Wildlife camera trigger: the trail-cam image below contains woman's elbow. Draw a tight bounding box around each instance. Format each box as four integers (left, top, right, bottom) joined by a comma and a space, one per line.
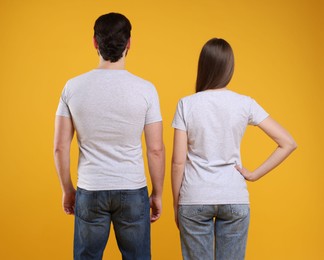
285, 138, 297, 153
289, 140, 298, 152
172, 156, 186, 168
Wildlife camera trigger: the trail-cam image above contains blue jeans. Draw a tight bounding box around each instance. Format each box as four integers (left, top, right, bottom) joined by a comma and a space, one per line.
74, 186, 151, 260
178, 204, 250, 260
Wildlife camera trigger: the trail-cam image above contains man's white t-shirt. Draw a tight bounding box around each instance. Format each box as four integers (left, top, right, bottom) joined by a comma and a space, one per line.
172, 90, 269, 205
56, 69, 162, 191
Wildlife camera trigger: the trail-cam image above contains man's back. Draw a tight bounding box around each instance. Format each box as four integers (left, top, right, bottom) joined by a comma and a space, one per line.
57, 69, 162, 190
54, 13, 165, 259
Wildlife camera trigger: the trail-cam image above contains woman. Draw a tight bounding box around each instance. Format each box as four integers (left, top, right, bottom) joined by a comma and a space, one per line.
171, 38, 297, 260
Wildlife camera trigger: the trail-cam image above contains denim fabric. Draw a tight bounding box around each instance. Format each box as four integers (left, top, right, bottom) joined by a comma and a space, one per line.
178, 204, 250, 260
74, 186, 151, 260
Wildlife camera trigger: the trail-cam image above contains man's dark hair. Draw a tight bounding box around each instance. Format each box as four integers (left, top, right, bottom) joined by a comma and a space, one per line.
94, 13, 132, 62
196, 38, 234, 92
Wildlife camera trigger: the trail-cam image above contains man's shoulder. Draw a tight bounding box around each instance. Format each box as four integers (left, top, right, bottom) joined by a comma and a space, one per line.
124, 71, 155, 88
67, 70, 96, 83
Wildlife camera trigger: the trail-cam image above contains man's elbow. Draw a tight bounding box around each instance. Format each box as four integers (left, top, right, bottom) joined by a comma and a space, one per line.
53, 143, 69, 156
147, 144, 165, 158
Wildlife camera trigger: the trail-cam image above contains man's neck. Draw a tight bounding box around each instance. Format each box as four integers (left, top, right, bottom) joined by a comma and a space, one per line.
97, 56, 126, 70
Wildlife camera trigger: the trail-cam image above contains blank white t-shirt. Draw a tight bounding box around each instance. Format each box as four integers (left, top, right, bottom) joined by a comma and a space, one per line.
172, 90, 269, 204
56, 69, 162, 190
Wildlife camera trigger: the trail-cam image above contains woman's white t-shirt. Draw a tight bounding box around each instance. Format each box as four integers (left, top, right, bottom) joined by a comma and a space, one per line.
172, 90, 269, 205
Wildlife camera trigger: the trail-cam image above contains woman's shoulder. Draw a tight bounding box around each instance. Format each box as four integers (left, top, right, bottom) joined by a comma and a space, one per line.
226, 90, 256, 103
178, 89, 256, 106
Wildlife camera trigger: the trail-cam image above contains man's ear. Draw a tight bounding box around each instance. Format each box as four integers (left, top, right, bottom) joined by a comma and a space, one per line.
126, 38, 131, 50
93, 37, 99, 50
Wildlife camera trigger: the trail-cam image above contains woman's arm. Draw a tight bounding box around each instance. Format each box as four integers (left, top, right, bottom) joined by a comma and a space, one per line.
235, 116, 297, 181
171, 129, 187, 227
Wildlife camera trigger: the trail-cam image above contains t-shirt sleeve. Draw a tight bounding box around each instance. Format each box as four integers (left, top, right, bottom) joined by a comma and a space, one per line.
56, 84, 71, 118
172, 99, 187, 131
145, 85, 162, 125
248, 98, 269, 125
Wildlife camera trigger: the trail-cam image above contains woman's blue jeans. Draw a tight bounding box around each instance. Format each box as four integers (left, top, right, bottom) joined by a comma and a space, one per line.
74, 186, 151, 260
178, 204, 250, 260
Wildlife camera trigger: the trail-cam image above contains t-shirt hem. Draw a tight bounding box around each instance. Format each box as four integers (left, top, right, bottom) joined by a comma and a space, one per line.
172, 123, 186, 131
55, 113, 71, 118
179, 200, 250, 205
77, 183, 147, 191
254, 114, 270, 126
145, 118, 162, 125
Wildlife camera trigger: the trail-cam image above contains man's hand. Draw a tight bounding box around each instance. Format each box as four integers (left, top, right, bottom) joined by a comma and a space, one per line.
149, 195, 162, 223
62, 189, 76, 215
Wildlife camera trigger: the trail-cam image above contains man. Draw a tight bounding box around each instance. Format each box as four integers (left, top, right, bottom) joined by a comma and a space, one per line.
54, 13, 165, 260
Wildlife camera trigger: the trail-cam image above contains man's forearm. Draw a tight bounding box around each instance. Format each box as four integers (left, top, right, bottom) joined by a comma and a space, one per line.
54, 116, 76, 214
54, 116, 75, 193
54, 148, 74, 193
147, 145, 165, 197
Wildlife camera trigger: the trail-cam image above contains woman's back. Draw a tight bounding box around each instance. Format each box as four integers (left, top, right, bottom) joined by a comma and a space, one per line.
172, 89, 268, 204
171, 38, 296, 260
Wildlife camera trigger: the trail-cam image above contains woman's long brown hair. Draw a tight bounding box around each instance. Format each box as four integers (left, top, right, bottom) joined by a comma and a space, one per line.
196, 38, 234, 92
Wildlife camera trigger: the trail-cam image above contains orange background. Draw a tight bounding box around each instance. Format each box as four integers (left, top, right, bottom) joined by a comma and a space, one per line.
0, 0, 323, 259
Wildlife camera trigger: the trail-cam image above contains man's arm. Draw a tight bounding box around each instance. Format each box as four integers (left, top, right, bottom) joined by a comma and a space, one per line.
144, 122, 165, 223
54, 116, 75, 215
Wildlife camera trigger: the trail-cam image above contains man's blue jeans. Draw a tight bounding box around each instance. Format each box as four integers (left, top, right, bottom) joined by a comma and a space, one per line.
178, 204, 250, 260
74, 186, 151, 260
